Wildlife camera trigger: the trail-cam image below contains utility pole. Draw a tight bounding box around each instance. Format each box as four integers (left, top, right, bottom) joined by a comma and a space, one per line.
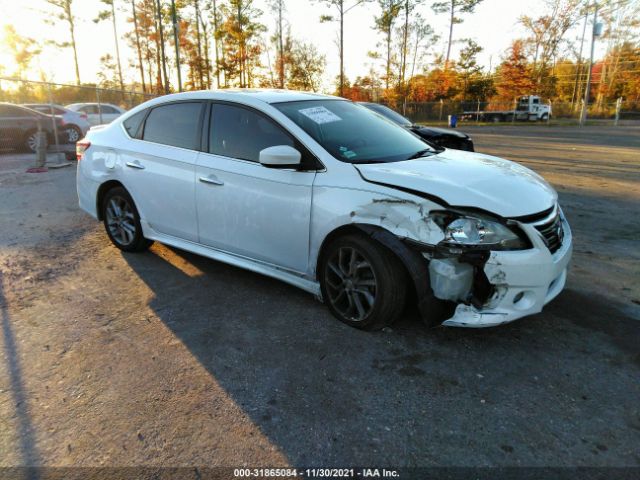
339, 0, 344, 96
170, 0, 182, 91
580, 2, 601, 126
156, 0, 170, 94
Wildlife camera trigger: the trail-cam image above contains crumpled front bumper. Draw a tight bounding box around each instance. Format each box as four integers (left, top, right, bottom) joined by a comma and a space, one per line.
442, 214, 573, 328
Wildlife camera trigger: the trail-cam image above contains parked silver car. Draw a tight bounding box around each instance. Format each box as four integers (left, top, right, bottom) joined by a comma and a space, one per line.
22, 103, 90, 143
66, 103, 126, 126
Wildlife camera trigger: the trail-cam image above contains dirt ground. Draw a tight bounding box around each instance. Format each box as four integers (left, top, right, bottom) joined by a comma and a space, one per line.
0, 125, 638, 471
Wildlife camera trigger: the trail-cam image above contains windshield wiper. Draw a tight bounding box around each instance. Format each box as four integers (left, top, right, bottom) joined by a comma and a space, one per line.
406, 148, 435, 160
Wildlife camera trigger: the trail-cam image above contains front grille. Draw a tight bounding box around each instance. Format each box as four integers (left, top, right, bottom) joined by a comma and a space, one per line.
534, 213, 563, 253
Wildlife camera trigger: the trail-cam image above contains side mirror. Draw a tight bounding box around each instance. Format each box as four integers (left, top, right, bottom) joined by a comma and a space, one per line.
259, 145, 301, 168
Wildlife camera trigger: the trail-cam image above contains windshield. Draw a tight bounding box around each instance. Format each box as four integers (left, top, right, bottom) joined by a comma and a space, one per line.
274, 100, 433, 164
363, 103, 412, 126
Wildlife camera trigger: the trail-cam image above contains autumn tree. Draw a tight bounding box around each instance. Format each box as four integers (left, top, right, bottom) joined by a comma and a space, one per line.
44, 0, 81, 85
431, 0, 483, 66
287, 41, 326, 92
494, 39, 535, 102
217, 0, 266, 87
519, 0, 581, 89
3, 25, 41, 79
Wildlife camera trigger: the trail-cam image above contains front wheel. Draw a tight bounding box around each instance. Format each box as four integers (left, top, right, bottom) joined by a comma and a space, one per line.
24, 130, 39, 152
320, 234, 407, 330
101, 186, 153, 252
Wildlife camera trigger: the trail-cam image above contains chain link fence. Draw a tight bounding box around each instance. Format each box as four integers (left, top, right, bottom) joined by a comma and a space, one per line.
0, 77, 157, 169
396, 99, 638, 126
1, 77, 638, 169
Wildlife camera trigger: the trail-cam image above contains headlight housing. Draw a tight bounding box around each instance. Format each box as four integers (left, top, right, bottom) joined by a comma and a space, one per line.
431, 212, 529, 250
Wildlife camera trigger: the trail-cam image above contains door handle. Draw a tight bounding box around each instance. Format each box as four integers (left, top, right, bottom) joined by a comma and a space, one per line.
199, 175, 224, 186
126, 161, 145, 170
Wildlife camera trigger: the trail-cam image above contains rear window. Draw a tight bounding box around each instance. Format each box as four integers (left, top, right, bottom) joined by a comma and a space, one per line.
123, 110, 147, 138
142, 102, 203, 150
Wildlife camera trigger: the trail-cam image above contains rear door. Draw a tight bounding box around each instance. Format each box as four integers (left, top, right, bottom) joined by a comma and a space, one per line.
122, 101, 204, 242
195, 102, 316, 273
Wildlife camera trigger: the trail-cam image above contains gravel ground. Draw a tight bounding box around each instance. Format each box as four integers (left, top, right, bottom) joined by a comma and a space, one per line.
0, 125, 638, 470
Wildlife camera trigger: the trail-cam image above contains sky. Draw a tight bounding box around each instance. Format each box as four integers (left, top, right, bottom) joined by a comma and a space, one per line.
0, 0, 607, 92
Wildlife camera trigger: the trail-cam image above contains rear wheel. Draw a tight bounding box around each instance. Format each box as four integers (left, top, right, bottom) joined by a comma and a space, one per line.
65, 125, 82, 143
101, 186, 152, 252
320, 234, 407, 330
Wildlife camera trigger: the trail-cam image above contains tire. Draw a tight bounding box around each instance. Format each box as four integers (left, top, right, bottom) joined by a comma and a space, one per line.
101, 186, 153, 252
319, 234, 407, 331
540, 113, 549, 121
65, 125, 82, 143
24, 130, 39, 153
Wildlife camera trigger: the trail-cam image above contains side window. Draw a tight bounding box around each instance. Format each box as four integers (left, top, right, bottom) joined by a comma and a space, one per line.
209, 103, 293, 162
6, 106, 31, 117
80, 105, 98, 114
123, 109, 147, 138
532, 98, 540, 104
101, 105, 119, 114
142, 102, 203, 149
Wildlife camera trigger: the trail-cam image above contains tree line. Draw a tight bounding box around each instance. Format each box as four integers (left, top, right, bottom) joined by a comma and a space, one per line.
2, 0, 639, 110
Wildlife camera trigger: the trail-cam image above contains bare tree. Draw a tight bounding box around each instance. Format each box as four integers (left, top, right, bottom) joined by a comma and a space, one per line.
431, 0, 483, 66
374, 0, 403, 90
315, 0, 371, 96
268, 0, 287, 88
44, 0, 81, 85
94, 0, 125, 91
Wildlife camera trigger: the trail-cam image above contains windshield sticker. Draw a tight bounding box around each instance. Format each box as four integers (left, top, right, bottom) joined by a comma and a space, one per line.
299, 106, 342, 125
339, 146, 357, 158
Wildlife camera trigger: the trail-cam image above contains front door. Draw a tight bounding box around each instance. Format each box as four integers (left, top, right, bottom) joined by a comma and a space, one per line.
196, 102, 316, 274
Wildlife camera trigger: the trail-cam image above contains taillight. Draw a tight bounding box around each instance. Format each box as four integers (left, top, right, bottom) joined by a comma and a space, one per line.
76, 141, 91, 161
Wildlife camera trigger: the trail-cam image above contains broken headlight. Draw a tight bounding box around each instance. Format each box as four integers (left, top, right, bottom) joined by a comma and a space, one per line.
431, 212, 529, 250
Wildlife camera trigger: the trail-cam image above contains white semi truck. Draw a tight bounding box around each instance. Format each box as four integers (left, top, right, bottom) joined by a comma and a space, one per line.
462, 95, 551, 122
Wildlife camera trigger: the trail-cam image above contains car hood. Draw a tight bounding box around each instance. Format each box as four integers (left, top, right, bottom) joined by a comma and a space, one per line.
411, 125, 469, 139
355, 150, 557, 218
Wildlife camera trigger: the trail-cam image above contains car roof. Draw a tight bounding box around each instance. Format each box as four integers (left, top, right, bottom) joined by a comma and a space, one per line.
142, 89, 338, 106
0, 102, 48, 115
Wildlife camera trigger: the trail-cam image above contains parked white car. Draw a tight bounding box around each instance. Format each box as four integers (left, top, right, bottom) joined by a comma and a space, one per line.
66, 102, 126, 126
76, 90, 572, 329
23, 103, 91, 143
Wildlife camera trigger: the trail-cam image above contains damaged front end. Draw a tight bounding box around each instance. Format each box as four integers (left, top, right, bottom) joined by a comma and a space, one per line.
405, 206, 573, 327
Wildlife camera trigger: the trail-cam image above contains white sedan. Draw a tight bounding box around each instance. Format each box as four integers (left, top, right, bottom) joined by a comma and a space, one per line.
76, 90, 572, 329
66, 102, 126, 126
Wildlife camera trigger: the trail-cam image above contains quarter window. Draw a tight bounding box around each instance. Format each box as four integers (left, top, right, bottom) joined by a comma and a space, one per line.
123, 109, 147, 138
142, 102, 203, 150
209, 103, 293, 162
101, 105, 119, 114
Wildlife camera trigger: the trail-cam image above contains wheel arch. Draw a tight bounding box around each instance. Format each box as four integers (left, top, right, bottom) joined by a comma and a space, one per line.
96, 180, 127, 221
315, 223, 444, 326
